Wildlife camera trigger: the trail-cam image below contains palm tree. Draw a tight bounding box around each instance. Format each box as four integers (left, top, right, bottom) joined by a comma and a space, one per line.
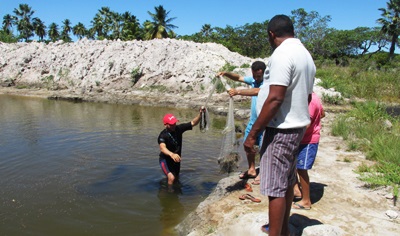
145, 5, 177, 39
32, 17, 46, 41
61, 19, 72, 42
2, 14, 16, 35
90, 14, 105, 39
377, 0, 400, 59
13, 3, 35, 41
200, 24, 212, 37
90, 7, 112, 39
121, 11, 141, 40
48, 22, 59, 42
73, 22, 87, 39
109, 12, 123, 40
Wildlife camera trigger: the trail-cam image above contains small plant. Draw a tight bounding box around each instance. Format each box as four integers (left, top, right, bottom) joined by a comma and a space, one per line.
131, 67, 143, 85
322, 93, 344, 105
108, 61, 114, 70
219, 62, 237, 72
95, 81, 101, 86
57, 68, 70, 79
41, 75, 55, 89
343, 157, 352, 163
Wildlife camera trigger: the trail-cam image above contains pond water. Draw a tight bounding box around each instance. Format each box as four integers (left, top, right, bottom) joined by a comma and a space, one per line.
0, 94, 246, 236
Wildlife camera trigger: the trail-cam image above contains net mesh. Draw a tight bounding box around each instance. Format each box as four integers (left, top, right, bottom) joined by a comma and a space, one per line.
217, 97, 241, 173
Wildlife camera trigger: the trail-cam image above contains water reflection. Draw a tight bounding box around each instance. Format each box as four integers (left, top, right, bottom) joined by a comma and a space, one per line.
158, 180, 184, 236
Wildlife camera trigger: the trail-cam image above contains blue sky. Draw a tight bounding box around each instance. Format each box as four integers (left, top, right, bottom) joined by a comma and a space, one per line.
1, 0, 387, 37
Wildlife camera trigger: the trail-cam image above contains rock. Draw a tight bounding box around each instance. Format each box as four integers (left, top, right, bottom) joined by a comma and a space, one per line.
385, 210, 398, 219
302, 225, 345, 236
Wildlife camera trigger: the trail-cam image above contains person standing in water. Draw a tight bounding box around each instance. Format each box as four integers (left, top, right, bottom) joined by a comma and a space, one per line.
158, 108, 204, 186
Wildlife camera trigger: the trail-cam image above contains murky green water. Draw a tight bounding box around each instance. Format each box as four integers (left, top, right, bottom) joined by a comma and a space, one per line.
0, 94, 245, 235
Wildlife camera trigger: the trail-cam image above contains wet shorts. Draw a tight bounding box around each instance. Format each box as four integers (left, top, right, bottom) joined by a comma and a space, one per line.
296, 143, 319, 170
159, 156, 180, 177
259, 127, 305, 198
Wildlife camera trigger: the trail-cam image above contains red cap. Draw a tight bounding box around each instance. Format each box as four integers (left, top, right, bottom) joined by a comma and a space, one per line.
163, 113, 178, 125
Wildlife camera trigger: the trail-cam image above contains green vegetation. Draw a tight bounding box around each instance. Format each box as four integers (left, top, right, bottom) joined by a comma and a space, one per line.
331, 101, 400, 199
130, 67, 143, 85
315, 55, 400, 103
41, 75, 55, 89
1, 4, 177, 43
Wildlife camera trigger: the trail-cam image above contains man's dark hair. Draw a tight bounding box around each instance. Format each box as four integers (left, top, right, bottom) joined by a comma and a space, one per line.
267, 14, 294, 37
251, 61, 266, 72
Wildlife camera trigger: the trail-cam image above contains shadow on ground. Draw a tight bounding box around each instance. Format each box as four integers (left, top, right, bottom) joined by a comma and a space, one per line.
290, 213, 324, 235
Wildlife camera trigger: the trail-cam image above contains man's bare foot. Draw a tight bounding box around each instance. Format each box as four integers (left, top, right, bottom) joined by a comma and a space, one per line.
251, 177, 260, 185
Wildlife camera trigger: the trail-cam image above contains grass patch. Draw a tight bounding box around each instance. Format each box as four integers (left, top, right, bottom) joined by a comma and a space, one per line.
331, 100, 400, 198
315, 59, 400, 103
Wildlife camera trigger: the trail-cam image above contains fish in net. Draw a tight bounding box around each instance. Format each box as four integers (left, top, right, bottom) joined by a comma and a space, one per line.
217, 96, 241, 174
200, 77, 218, 133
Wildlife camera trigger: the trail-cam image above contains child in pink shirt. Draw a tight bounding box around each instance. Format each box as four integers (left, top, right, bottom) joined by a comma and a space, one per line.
292, 92, 325, 210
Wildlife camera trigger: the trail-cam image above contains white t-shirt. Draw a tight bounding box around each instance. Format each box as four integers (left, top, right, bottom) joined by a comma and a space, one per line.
266, 38, 315, 129
256, 66, 270, 116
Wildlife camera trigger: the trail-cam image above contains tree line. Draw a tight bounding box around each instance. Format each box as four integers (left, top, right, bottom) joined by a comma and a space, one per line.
1, 4, 176, 42
1, 1, 399, 61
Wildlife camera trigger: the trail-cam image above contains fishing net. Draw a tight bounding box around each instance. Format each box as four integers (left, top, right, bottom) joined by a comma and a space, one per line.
199, 78, 217, 133
217, 96, 241, 174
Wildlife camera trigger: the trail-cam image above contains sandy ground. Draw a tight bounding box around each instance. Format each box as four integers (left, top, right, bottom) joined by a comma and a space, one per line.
181, 108, 399, 236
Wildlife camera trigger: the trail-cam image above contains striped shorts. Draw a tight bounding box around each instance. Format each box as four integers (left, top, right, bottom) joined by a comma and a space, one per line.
259, 127, 306, 198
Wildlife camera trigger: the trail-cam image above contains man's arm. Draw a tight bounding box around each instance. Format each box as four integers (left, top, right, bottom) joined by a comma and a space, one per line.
243, 85, 287, 153
228, 88, 260, 97
216, 71, 245, 83
191, 107, 205, 126
159, 143, 181, 162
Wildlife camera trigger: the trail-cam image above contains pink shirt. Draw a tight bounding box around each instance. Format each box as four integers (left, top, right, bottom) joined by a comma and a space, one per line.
301, 93, 324, 144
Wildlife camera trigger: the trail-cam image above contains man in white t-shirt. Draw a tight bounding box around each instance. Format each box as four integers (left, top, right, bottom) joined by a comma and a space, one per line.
244, 14, 315, 236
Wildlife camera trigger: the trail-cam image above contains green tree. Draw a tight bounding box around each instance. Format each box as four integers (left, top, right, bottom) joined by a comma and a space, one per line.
377, 0, 400, 59
61, 19, 72, 42
32, 17, 46, 41
73, 22, 87, 39
0, 29, 17, 42
48, 22, 59, 42
291, 8, 331, 57
109, 11, 123, 40
2, 14, 16, 35
201, 24, 212, 37
235, 21, 270, 58
121, 11, 142, 40
145, 5, 177, 39
90, 7, 113, 39
13, 3, 35, 41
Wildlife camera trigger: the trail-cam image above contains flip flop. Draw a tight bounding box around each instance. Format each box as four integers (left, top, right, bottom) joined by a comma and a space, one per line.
239, 194, 261, 203
293, 195, 302, 201
239, 171, 257, 179
292, 202, 311, 210
261, 224, 269, 234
